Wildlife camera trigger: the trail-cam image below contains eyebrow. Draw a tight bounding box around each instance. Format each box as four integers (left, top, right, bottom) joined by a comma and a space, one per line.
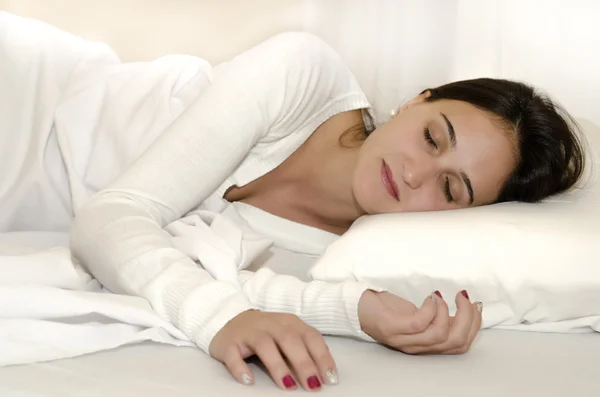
441, 113, 456, 147
441, 112, 474, 205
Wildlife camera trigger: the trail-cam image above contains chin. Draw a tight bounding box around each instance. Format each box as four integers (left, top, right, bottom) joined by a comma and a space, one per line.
353, 185, 386, 215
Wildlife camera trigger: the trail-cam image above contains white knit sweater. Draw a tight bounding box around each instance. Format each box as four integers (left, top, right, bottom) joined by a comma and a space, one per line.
70, 32, 375, 354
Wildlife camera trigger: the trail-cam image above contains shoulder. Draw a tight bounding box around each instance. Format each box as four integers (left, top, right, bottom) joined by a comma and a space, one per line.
236, 32, 357, 86
263, 32, 352, 76
257, 32, 365, 108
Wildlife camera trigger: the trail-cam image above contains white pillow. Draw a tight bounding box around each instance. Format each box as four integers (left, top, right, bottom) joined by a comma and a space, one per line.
309, 119, 600, 333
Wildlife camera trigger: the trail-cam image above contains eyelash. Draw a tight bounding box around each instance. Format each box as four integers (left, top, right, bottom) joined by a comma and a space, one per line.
424, 128, 438, 149
444, 177, 454, 203
424, 128, 454, 203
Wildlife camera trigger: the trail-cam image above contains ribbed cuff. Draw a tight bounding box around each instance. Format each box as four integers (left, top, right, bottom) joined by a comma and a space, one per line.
241, 268, 377, 342
189, 290, 254, 354
151, 259, 255, 355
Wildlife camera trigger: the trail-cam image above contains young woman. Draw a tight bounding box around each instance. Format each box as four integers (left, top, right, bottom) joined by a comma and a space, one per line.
1, 19, 584, 392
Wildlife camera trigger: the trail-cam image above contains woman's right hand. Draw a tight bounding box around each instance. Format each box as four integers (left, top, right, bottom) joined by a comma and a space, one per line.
209, 310, 337, 391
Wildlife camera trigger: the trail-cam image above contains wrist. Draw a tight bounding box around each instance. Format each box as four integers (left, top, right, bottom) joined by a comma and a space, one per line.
357, 289, 379, 337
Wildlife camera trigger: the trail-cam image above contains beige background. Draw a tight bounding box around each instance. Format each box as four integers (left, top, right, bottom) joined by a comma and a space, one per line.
0, 0, 306, 63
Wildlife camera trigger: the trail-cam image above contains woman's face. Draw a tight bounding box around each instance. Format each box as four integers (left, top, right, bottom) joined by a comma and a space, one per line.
352, 94, 518, 215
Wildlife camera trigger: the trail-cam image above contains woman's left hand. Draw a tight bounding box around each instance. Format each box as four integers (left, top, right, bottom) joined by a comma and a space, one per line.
358, 289, 482, 355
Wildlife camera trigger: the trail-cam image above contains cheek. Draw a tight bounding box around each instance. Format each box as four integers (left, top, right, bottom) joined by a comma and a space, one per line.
404, 187, 444, 212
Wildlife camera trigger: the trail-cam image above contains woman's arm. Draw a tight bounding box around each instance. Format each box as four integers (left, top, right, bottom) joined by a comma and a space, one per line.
239, 268, 377, 341
70, 32, 367, 353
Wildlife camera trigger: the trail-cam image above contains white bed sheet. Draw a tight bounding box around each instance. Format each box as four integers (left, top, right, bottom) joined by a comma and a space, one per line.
0, 331, 598, 397
0, 232, 598, 396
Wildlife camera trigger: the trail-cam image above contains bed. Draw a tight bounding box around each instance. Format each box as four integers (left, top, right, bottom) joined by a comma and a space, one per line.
0, 232, 598, 396
1, 330, 598, 396
1, 1, 599, 395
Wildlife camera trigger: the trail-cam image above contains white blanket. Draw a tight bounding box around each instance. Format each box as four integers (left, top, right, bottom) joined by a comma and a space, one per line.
0, 205, 274, 366
0, 11, 212, 231
0, 12, 261, 366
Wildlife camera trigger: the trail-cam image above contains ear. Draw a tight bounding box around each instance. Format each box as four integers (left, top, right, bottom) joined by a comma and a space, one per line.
390, 90, 432, 118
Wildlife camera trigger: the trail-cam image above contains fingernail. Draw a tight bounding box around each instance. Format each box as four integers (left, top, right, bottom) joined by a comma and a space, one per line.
241, 373, 253, 385
325, 369, 338, 385
476, 301, 483, 313
434, 290, 443, 299
461, 290, 470, 300
282, 375, 297, 389
307, 375, 321, 390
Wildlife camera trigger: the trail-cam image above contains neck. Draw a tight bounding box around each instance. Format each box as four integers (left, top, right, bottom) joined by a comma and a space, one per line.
288, 114, 367, 234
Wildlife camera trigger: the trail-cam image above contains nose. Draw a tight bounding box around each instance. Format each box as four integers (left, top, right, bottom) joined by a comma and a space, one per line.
403, 157, 438, 189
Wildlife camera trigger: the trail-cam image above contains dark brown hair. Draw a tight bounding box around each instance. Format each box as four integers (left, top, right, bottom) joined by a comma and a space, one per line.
341, 78, 586, 203
424, 78, 585, 203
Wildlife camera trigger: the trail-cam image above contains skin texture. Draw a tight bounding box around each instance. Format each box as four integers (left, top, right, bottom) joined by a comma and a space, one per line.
225, 92, 517, 235
216, 93, 516, 391
353, 92, 518, 214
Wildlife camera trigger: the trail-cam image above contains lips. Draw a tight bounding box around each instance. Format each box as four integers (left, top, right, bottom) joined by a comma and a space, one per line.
381, 160, 400, 201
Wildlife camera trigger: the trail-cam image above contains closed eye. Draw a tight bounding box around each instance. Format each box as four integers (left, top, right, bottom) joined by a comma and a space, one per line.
444, 177, 454, 203
424, 128, 438, 149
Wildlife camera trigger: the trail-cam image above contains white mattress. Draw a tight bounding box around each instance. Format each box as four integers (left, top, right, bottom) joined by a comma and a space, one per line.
0, 232, 598, 396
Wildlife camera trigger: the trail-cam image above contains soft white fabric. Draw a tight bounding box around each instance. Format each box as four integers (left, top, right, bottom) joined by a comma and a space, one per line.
169, 206, 375, 340
0, 11, 212, 232
0, 205, 269, 365
59, 25, 375, 352
0, 241, 192, 366
0, 201, 373, 366
310, 119, 600, 333
305, 0, 600, 126
2, 331, 600, 397
0, 12, 376, 359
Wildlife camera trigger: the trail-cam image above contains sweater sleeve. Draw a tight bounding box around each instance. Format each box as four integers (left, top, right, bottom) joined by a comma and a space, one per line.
69, 32, 367, 353
239, 268, 378, 342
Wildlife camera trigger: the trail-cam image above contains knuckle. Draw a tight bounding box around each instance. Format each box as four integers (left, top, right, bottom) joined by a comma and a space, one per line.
409, 317, 428, 333
280, 313, 301, 326
224, 345, 239, 359
303, 327, 324, 342
451, 333, 469, 348
253, 334, 273, 350
277, 331, 299, 346
310, 341, 332, 360
431, 326, 450, 343
295, 358, 316, 373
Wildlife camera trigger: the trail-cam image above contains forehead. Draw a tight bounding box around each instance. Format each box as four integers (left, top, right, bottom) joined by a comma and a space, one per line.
427, 99, 504, 132
427, 99, 518, 204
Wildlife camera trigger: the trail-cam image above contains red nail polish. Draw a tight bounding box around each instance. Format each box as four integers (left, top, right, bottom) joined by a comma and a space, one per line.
283, 375, 296, 389
308, 375, 321, 389
434, 290, 443, 298
461, 290, 470, 300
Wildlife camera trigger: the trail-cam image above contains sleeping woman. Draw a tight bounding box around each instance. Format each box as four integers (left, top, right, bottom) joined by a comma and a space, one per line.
0, 13, 584, 392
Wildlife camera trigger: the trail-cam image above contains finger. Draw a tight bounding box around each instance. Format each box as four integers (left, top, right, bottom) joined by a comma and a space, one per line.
436, 290, 474, 352
304, 329, 338, 386
277, 333, 322, 391
223, 346, 254, 386
387, 294, 438, 336
251, 334, 297, 390
468, 302, 483, 345
387, 292, 450, 350
446, 301, 483, 354
430, 291, 451, 343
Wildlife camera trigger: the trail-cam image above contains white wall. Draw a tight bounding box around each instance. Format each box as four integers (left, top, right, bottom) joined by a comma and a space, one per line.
0, 0, 306, 63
